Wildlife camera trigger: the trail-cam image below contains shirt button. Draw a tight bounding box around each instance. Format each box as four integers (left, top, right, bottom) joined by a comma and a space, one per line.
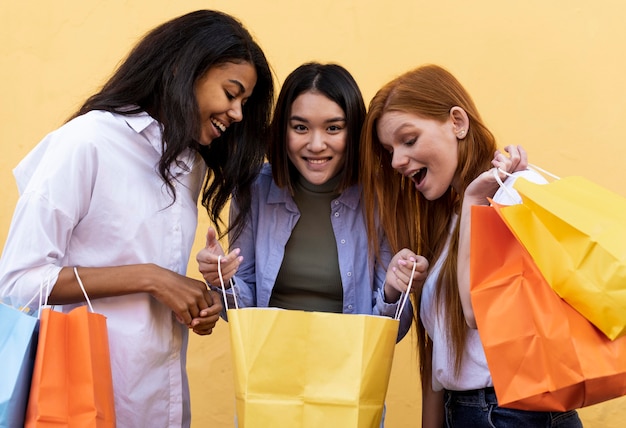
340, 239, 346, 244
334, 212, 339, 217
347, 272, 352, 277
347, 304, 353, 310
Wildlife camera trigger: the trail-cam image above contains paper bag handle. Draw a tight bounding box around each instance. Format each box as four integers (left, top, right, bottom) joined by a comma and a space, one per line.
528, 163, 560, 180
73, 267, 95, 313
217, 254, 416, 320
394, 260, 416, 320
493, 163, 561, 204
217, 255, 239, 310
17, 275, 51, 317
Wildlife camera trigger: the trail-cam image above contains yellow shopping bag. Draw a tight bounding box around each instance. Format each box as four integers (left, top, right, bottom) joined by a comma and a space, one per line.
498, 173, 626, 339
228, 308, 399, 428
218, 256, 413, 428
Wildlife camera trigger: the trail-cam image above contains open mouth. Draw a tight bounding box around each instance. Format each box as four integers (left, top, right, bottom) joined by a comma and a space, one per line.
411, 168, 427, 185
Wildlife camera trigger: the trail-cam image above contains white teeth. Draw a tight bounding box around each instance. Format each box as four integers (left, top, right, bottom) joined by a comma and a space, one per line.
211, 118, 226, 132
308, 159, 327, 164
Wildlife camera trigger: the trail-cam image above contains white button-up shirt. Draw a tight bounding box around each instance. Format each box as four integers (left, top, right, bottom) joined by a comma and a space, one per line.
0, 110, 205, 427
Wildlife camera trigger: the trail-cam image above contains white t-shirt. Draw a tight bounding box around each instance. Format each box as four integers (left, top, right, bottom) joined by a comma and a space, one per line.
419, 169, 546, 391
0, 110, 205, 427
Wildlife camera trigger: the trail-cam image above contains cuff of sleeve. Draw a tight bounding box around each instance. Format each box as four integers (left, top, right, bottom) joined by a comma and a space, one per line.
376, 288, 400, 317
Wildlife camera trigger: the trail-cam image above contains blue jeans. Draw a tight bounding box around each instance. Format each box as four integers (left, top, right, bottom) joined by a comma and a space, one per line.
444, 388, 583, 428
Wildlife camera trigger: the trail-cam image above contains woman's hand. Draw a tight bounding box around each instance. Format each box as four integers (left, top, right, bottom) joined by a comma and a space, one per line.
196, 227, 242, 287
465, 145, 529, 205
384, 249, 429, 302
189, 290, 223, 335
492, 144, 528, 174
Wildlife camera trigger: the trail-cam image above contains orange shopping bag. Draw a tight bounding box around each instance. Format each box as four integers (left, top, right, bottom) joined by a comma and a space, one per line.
25, 268, 115, 427
469, 205, 626, 411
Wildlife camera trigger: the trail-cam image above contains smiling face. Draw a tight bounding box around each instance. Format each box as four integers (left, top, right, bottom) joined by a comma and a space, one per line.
286, 91, 347, 185
376, 110, 462, 200
194, 61, 257, 146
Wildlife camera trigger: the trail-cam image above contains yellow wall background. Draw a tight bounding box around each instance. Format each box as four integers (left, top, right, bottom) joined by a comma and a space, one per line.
2, 1, 626, 426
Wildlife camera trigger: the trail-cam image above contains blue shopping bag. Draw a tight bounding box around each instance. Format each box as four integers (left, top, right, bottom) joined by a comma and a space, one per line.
0, 301, 39, 428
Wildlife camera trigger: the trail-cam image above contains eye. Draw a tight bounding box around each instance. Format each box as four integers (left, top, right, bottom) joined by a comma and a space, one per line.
327, 125, 343, 133
225, 90, 235, 100
292, 124, 307, 133
403, 137, 417, 146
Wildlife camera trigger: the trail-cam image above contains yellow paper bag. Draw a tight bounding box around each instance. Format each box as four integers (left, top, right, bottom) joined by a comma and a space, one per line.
227, 308, 399, 428
498, 176, 626, 339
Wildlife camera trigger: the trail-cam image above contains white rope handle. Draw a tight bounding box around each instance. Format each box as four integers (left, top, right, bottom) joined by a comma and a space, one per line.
528, 163, 560, 180
217, 255, 238, 310
22, 284, 42, 314
394, 260, 417, 320
492, 164, 560, 205
37, 271, 54, 317
73, 267, 95, 313
492, 167, 522, 204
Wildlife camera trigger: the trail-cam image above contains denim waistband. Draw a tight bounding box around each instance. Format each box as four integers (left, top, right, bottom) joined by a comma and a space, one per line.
445, 387, 498, 407
446, 387, 496, 397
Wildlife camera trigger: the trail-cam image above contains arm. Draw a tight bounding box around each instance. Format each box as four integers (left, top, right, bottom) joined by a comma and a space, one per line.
422, 341, 445, 428
1, 120, 221, 335
0, 187, 220, 335
458, 145, 528, 328
50, 264, 222, 336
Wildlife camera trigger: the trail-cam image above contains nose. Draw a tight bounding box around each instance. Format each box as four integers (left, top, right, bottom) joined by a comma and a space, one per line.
227, 101, 244, 123
390, 149, 408, 170
308, 130, 325, 152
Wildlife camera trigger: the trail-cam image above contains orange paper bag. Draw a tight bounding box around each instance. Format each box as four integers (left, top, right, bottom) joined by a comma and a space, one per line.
469, 205, 626, 411
25, 305, 116, 427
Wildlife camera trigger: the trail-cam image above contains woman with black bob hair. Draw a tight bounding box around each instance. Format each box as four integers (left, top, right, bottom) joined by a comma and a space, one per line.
198, 61, 422, 345
0, 9, 273, 427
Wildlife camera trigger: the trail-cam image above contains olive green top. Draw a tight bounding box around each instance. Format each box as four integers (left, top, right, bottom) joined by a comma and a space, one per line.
270, 174, 343, 312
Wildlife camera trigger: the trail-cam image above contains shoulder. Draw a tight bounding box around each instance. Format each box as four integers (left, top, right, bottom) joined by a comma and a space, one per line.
251, 163, 275, 191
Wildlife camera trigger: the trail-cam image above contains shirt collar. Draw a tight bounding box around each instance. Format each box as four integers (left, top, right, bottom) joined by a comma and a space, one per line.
124, 111, 197, 175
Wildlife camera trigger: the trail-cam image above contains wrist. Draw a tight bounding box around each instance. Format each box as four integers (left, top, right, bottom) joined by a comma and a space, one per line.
383, 283, 401, 303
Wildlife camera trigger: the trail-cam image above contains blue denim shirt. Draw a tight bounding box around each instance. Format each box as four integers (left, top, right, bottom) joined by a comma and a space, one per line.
226, 163, 412, 341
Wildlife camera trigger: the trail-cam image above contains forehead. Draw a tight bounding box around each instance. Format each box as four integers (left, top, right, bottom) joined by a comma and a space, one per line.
290, 92, 344, 116
207, 61, 257, 96
376, 111, 418, 141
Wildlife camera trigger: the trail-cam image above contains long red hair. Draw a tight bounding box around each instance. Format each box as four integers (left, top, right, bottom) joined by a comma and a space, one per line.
360, 64, 496, 382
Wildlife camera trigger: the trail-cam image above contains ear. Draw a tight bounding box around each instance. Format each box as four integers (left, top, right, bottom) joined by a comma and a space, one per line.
450, 106, 470, 139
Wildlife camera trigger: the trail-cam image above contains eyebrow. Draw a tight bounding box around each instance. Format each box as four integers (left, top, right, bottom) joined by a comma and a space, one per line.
289, 115, 346, 123
228, 79, 246, 95
393, 123, 414, 135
